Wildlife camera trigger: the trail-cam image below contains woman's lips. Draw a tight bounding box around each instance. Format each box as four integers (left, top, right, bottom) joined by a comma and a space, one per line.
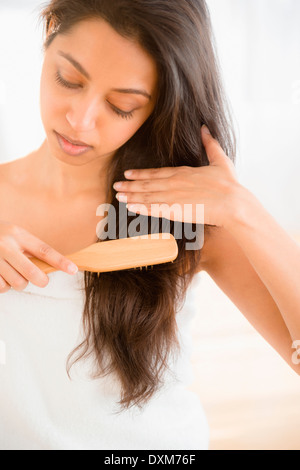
55, 131, 93, 156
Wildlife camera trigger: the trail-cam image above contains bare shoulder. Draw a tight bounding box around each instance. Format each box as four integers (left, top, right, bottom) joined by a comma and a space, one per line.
0, 156, 34, 200
0, 160, 13, 191
0, 156, 34, 220
197, 224, 241, 272
0, 160, 10, 178
0, 157, 26, 183
0, 158, 20, 184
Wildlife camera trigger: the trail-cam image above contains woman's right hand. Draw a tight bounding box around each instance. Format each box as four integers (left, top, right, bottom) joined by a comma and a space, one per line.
0, 222, 79, 293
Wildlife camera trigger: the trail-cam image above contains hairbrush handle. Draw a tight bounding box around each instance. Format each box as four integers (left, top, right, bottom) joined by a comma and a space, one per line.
29, 233, 178, 274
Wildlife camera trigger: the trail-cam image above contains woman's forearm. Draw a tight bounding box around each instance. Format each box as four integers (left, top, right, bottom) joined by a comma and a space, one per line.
224, 185, 300, 342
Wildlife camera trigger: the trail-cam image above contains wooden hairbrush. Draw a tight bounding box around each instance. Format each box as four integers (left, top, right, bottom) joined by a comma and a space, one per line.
29, 233, 178, 274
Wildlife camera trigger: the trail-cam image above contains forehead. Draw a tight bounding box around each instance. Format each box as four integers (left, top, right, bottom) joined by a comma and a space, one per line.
51, 18, 158, 91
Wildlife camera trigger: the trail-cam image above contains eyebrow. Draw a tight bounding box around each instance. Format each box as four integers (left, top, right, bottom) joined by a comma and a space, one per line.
57, 50, 152, 100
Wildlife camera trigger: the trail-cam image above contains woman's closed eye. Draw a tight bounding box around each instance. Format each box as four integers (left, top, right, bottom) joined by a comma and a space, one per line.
54, 71, 135, 120
55, 71, 80, 90
108, 102, 135, 120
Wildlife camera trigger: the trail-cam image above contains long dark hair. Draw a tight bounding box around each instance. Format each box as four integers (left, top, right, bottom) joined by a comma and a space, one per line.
37, 0, 236, 412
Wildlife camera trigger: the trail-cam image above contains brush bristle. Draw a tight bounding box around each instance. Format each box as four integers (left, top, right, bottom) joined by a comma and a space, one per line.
95, 262, 169, 274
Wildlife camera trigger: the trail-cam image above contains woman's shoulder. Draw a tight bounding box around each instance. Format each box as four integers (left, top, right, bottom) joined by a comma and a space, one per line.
0, 155, 36, 209
0, 156, 28, 185
196, 225, 225, 272
0, 156, 33, 221
0, 160, 10, 178
197, 223, 249, 273
0, 160, 13, 193
0, 159, 21, 196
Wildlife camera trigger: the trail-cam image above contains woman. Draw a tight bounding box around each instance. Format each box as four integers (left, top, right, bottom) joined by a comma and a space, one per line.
0, 0, 299, 450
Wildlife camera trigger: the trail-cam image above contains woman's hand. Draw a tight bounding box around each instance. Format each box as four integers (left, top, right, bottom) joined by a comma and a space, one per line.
113, 125, 242, 226
0, 222, 78, 293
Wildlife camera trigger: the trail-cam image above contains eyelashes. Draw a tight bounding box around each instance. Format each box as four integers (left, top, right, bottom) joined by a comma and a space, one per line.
54, 72, 134, 120
108, 103, 134, 120
55, 71, 79, 90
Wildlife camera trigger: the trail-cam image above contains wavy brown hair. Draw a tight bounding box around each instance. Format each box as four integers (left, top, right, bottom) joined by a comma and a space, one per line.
37, 0, 236, 412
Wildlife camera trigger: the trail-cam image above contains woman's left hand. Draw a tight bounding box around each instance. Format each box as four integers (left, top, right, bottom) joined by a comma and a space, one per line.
113, 125, 243, 227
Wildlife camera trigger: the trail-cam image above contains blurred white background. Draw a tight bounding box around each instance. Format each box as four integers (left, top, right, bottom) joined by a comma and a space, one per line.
208, 0, 300, 235
0, 0, 299, 450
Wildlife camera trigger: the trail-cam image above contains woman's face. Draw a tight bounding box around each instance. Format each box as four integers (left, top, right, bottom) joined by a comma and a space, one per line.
40, 18, 158, 166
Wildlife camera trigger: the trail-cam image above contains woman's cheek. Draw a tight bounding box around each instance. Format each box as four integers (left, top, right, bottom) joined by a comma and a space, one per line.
40, 83, 61, 126
106, 122, 141, 149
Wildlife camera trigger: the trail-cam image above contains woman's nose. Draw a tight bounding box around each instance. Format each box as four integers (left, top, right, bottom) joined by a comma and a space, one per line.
66, 95, 100, 131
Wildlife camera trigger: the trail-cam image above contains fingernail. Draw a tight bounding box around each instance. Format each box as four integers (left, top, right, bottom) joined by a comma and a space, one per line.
202, 125, 211, 135
68, 264, 78, 275
116, 193, 128, 203
113, 182, 123, 190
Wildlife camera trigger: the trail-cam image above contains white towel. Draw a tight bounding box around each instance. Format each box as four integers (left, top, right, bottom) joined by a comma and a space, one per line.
0, 270, 209, 450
